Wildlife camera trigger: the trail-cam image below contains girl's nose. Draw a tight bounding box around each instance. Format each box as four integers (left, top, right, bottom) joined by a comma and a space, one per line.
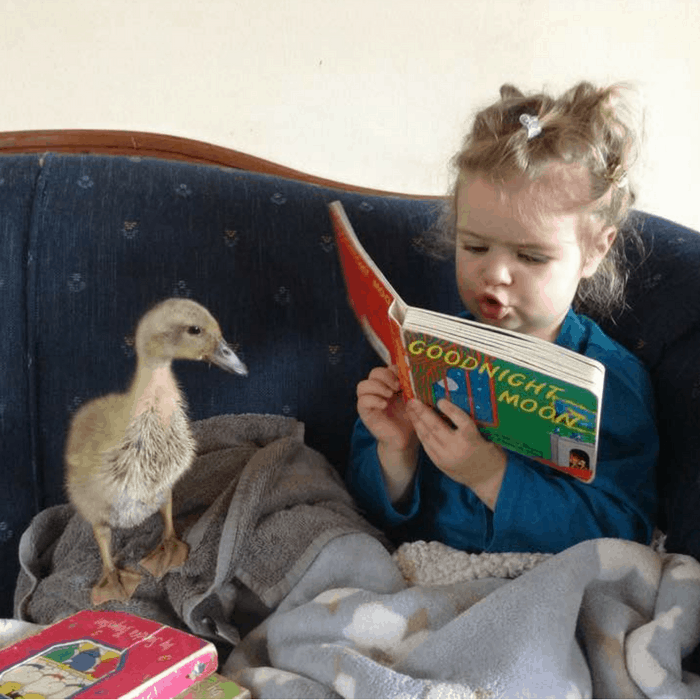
481, 252, 513, 286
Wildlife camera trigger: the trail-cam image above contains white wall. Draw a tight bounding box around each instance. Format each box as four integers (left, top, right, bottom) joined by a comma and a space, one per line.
2, 0, 699, 229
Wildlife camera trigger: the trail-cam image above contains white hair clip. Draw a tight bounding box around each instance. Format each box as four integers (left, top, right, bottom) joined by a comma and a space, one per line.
519, 113, 542, 140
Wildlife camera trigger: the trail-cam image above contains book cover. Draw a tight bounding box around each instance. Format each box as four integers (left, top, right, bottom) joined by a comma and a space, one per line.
329, 200, 603, 483
175, 672, 250, 699
0, 610, 217, 699
403, 328, 600, 481
329, 200, 415, 400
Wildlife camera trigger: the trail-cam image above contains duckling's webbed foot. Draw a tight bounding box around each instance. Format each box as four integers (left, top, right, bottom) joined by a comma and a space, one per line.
140, 536, 189, 578
90, 522, 143, 606
139, 492, 189, 578
92, 567, 143, 606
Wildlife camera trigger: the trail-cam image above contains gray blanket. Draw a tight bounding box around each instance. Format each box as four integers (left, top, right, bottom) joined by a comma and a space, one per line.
14, 412, 700, 697
14, 413, 388, 645
224, 537, 700, 698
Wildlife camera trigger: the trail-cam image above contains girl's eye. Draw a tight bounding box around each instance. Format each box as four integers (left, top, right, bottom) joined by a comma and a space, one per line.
462, 244, 488, 254
518, 252, 549, 264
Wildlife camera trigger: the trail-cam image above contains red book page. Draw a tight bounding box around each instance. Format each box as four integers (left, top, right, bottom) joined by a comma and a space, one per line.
330, 202, 415, 399
330, 202, 398, 363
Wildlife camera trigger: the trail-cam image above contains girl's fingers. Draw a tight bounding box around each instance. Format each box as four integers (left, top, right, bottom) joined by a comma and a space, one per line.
436, 398, 476, 432
369, 365, 401, 389
358, 366, 401, 399
357, 380, 395, 400
408, 399, 478, 446
407, 399, 436, 425
358, 394, 388, 410
406, 400, 448, 443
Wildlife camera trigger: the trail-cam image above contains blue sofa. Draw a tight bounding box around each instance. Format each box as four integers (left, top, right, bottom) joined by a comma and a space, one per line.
1, 132, 700, 619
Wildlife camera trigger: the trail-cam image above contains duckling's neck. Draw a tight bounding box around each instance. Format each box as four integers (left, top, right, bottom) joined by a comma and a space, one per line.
129, 359, 183, 425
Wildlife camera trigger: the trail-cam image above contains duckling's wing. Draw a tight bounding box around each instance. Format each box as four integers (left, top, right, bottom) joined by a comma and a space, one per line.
65, 393, 130, 466
64, 393, 131, 521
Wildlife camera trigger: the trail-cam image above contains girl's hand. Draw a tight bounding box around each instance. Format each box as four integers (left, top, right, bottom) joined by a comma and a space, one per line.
357, 365, 420, 505
406, 398, 506, 510
356, 365, 417, 452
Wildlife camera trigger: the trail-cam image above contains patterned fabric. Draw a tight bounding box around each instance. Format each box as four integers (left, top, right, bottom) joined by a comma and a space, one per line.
0, 155, 43, 619
224, 536, 700, 698
0, 152, 699, 619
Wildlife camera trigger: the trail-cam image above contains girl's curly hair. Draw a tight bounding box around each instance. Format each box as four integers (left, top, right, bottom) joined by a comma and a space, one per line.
431, 81, 645, 320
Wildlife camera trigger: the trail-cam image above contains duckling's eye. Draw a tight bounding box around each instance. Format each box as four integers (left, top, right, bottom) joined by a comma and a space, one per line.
187, 326, 202, 336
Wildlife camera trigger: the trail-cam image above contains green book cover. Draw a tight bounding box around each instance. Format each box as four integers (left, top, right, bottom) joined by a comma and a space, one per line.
402, 328, 600, 482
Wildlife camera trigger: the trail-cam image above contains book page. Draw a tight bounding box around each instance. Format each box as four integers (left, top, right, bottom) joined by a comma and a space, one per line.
330, 201, 415, 397
406, 307, 605, 390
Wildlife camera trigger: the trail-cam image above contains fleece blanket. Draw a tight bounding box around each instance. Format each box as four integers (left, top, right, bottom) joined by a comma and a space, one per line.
12, 411, 700, 697
13, 414, 388, 646
223, 537, 700, 698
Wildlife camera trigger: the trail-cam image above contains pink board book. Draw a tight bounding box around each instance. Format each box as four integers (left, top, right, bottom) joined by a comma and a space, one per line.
0, 610, 217, 699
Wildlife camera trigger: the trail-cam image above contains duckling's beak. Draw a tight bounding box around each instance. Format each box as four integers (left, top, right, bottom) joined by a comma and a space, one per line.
209, 340, 248, 376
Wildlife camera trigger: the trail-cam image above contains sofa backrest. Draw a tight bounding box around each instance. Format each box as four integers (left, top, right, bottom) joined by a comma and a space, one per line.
596, 212, 700, 555
1, 152, 699, 616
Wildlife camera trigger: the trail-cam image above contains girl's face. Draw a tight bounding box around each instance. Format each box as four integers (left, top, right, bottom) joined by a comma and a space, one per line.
455, 172, 613, 342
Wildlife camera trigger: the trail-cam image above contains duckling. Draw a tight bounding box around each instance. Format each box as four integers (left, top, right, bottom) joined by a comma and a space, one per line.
65, 298, 248, 606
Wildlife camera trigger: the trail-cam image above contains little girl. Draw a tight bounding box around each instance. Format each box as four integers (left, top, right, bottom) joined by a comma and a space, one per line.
345, 82, 658, 554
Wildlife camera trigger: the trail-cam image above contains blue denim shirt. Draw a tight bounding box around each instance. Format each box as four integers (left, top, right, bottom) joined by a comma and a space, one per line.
346, 308, 658, 553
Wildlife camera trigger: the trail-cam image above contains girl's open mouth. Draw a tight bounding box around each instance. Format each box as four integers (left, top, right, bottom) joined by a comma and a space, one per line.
478, 295, 508, 321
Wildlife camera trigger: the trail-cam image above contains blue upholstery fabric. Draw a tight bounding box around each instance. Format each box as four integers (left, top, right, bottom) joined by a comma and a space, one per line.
596, 213, 700, 555
0, 156, 43, 616
0, 151, 699, 617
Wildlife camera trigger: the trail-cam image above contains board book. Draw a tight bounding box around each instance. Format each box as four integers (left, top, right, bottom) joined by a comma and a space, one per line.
0, 610, 218, 699
175, 672, 250, 699
329, 200, 605, 483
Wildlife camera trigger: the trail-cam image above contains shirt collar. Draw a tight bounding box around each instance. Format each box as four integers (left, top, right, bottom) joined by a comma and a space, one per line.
555, 308, 589, 352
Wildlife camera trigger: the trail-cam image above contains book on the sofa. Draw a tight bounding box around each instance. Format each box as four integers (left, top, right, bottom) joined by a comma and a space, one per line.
0, 610, 219, 699
175, 672, 250, 699
329, 200, 605, 483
